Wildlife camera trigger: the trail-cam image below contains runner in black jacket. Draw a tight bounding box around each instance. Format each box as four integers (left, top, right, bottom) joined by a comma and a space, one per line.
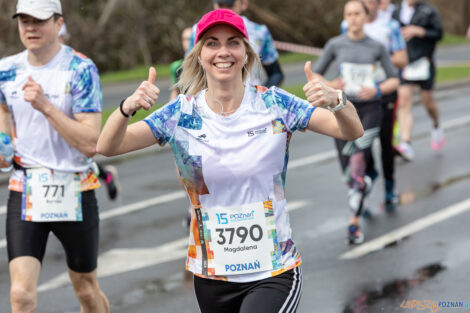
392, 0, 445, 161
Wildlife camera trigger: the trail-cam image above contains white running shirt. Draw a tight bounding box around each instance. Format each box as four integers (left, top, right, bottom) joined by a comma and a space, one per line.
144, 85, 315, 282
0, 45, 102, 173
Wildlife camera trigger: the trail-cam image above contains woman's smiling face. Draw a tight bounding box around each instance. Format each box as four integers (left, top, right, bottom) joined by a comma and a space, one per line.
199, 24, 247, 85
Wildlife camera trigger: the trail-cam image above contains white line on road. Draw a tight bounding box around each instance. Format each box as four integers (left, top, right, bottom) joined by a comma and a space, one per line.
0, 205, 5, 215
2, 112, 470, 250
99, 191, 186, 220
37, 200, 307, 292
340, 198, 470, 260
288, 150, 336, 169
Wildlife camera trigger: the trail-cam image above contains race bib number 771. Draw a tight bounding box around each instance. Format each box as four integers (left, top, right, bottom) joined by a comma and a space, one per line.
22, 168, 82, 222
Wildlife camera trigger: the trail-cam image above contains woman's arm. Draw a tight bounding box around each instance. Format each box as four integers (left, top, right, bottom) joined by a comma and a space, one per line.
97, 67, 160, 156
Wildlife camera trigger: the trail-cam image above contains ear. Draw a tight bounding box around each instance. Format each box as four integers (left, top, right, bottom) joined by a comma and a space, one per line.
241, 0, 249, 11
57, 16, 64, 29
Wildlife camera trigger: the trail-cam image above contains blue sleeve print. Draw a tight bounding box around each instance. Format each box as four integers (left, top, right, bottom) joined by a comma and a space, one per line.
71, 61, 102, 113
143, 96, 183, 146
185, 25, 197, 56
262, 87, 315, 132
389, 19, 406, 53
260, 26, 279, 65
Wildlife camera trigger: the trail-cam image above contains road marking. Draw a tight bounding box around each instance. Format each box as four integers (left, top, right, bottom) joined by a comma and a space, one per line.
2, 112, 470, 219
37, 201, 307, 292
2, 112, 470, 251
288, 150, 336, 169
99, 191, 186, 220
340, 198, 470, 260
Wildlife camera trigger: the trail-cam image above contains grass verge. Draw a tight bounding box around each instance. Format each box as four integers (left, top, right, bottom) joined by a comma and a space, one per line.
101, 64, 470, 125
99, 32, 467, 84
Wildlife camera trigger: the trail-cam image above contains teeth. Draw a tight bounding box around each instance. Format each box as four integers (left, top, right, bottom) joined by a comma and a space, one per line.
215, 63, 232, 69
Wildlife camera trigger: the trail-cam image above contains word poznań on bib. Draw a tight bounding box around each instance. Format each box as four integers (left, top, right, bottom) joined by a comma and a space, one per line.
22, 168, 82, 222
341, 62, 376, 96
201, 200, 282, 276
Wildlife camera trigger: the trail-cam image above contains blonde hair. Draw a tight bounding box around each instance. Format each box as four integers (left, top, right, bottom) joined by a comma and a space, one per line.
175, 36, 260, 96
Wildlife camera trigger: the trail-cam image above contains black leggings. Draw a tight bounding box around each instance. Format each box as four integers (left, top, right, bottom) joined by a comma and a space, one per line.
335, 101, 382, 189
194, 267, 302, 313
366, 98, 397, 183
6, 190, 100, 273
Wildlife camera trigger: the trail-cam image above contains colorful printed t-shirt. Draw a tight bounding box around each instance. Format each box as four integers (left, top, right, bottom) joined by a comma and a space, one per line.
186, 16, 279, 85
0, 45, 102, 191
144, 85, 315, 282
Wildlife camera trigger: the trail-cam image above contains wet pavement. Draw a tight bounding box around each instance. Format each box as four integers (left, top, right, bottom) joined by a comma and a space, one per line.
0, 80, 469, 312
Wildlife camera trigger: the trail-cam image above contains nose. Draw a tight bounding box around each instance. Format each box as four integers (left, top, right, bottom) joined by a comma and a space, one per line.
216, 44, 231, 58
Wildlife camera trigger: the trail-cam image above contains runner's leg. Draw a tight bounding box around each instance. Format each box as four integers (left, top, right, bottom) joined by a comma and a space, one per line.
397, 84, 414, 143
68, 269, 110, 313
240, 267, 302, 313
193, 275, 244, 313
52, 190, 108, 313
7, 190, 49, 313
420, 90, 440, 128
9, 257, 41, 313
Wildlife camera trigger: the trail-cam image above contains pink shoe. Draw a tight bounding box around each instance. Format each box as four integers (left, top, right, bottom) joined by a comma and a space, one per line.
431, 127, 445, 150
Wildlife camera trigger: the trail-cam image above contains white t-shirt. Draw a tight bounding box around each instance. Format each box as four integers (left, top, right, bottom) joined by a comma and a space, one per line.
400, 0, 415, 25
0, 45, 102, 173
144, 85, 315, 282
379, 3, 396, 22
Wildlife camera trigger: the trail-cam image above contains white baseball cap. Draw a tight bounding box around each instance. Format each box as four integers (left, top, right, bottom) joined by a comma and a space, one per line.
13, 0, 62, 20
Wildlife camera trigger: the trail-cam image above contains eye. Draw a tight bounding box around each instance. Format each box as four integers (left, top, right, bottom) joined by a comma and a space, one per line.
206, 41, 218, 47
229, 40, 240, 46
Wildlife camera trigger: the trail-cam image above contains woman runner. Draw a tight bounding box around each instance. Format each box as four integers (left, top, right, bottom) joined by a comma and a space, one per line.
97, 9, 363, 313
312, 0, 399, 244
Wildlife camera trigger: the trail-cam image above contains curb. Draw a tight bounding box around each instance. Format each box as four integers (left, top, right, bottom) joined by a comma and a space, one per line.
1, 78, 469, 185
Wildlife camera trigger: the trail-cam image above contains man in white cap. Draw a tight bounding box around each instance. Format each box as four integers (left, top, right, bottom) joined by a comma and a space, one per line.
0, 0, 109, 312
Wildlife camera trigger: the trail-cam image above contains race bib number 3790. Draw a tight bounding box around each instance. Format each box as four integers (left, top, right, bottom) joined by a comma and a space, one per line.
22, 168, 82, 222
202, 201, 282, 276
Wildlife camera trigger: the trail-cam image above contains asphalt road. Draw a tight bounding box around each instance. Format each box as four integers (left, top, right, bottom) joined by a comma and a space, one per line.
0, 80, 469, 312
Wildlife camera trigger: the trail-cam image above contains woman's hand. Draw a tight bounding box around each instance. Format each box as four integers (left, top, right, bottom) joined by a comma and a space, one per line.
356, 86, 378, 101
122, 67, 160, 115
303, 61, 339, 109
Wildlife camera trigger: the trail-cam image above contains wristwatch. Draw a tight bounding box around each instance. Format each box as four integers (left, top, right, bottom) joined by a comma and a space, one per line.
327, 90, 347, 113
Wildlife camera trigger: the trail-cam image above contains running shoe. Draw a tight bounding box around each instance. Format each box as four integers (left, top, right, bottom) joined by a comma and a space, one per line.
347, 224, 364, 245
384, 180, 399, 212
103, 165, 120, 200
395, 141, 415, 161
431, 127, 445, 150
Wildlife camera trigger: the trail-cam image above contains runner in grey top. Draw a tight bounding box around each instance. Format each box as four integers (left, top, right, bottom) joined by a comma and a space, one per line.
313, 34, 398, 103
310, 0, 399, 245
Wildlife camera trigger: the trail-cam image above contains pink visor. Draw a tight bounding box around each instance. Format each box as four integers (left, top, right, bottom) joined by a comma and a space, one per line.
195, 9, 249, 44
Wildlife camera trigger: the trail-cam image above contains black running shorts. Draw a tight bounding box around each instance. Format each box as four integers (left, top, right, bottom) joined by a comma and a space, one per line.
6, 190, 100, 273
193, 267, 302, 313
